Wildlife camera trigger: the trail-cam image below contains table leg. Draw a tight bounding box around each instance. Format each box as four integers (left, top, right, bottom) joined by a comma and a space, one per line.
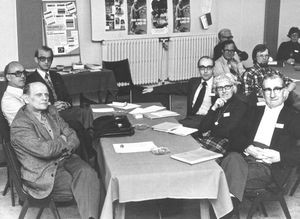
199, 199, 210, 219
114, 202, 125, 219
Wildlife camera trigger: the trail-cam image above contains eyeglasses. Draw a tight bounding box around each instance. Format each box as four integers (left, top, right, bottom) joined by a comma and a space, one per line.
216, 85, 233, 92
224, 49, 235, 53
222, 36, 233, 40
262, 87, 284, 95
198, 65, 213, 71
38, 56, 53, 62
257, 54, 269, 59
7, 70, 26, 77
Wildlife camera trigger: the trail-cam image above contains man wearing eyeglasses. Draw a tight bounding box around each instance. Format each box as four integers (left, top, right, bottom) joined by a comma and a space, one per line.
143, 56, 216, 128
220, 71, 300, 207
214, 39, 246, 80
242, 44, 295, 98
213, 28, 248, 61
1, 61, 27, 125
26, 46, 93, 130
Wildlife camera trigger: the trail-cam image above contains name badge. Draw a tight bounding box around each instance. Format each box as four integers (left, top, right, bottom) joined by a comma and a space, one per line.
257, 101, 266, 106
294, 50, 299, 53
223, 112, 230, 117
275, 123, 284, 129
209, 93, 215, 96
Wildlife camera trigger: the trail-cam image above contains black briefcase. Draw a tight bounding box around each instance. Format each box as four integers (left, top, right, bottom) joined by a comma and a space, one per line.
92, 115, 134, 138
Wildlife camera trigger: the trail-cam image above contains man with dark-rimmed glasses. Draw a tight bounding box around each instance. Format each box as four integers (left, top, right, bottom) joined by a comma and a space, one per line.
1, 61, 27, 125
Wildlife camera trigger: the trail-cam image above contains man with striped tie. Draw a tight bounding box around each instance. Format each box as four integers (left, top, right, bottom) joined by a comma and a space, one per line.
26, 46, 93, 130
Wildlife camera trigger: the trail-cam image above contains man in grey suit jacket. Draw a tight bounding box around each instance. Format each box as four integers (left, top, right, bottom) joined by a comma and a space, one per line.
10, 82, 100, 219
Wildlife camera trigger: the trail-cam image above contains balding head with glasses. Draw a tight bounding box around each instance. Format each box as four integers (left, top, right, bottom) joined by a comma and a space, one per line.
4, 61, 26, 89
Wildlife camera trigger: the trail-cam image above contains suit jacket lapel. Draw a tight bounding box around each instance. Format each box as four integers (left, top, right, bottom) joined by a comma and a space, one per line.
270, 105, 288, 146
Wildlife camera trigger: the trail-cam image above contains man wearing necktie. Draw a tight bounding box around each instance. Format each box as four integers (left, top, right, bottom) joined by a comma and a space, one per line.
143, 56, 215, 128
26, 46, 93, 130
214, 39, 245, 81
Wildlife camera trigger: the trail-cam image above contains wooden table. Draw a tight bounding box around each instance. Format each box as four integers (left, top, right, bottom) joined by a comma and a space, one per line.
93, 103, 233, 219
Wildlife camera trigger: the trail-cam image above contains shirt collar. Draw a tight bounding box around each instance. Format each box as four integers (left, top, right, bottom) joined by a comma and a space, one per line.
36, 68, 48, 79
6, 86, 23, 97
203, 76, 213, 87
265, 103, 284, 113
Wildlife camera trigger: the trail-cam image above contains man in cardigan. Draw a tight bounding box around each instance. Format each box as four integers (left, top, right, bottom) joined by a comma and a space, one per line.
10, 82, 100, 219
26, 46, 93, 129
222, 70, 300, 203
143, 56, 215, 128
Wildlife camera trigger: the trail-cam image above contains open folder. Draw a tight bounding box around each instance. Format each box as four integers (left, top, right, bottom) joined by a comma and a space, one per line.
113, 141, 158, 153
171, 147, 223, 165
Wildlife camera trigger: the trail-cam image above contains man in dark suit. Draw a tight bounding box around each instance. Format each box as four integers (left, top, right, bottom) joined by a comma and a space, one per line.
26, 46, 93, 129
143, 56, 215, 128
11, 82, 100, 219
222, 70, 300, 203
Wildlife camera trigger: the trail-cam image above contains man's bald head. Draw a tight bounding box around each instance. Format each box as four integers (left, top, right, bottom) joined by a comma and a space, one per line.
4, 61, 26, 88
23, 82, 50, 111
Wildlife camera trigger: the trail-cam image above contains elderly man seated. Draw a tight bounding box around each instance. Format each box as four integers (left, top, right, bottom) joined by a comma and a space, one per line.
214, 40, 246, 81
10, 82, 100, 219
221, 71, 300, 205
198, 73, 247, 154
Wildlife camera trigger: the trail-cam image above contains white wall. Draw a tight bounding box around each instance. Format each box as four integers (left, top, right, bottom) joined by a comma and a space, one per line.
0, 0, 18, 71
278, 0, 300, 49
215, 0, 266, 67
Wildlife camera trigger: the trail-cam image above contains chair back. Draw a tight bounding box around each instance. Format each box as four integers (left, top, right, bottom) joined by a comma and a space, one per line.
2, 138, 28, 201
0, 109, 10, 142
102, 59, 134, 87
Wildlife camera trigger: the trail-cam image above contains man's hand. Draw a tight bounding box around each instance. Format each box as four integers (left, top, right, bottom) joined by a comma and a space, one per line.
287, 58, 295, 65
244, 145, 266, 159
54, 101, 70, 111
260, 149, 280, 164
211, 98, 227, 111
142, 87, 154, 94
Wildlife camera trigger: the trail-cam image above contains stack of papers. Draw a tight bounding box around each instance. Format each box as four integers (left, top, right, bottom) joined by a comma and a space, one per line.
129, 105, 165, 114
107, 102, 141, 110
144, 110, 180, 119
171, 148, 223, 165
92, 107, 115, 113
152, 122, 198, 136
113, 141, 158, 153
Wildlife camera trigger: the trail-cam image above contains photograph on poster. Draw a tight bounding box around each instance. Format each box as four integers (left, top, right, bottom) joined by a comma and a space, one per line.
128, 0, 147, 35
43, 1, 79, 56
173, 0, 190, 33
105, 0, 126, 31
151, 0, 168, 34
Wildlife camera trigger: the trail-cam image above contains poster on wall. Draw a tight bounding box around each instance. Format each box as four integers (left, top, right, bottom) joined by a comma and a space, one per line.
127, 0, 147, 35
42, 1, 80, 56
173, 0, 190, 33
105, 0, 126, 31
151, 0, 168, 34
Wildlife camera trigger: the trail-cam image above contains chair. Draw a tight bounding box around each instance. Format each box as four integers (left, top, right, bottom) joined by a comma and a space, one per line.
2, 138, 63, 219
289, 166, 300, 196
242, 167, 296, 219
102, 59, 138, 103
0, 109, 15, 206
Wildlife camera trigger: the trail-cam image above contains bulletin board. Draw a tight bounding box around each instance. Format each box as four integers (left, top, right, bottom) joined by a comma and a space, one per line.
90, 0, 216, 41
42, 0, 80, 56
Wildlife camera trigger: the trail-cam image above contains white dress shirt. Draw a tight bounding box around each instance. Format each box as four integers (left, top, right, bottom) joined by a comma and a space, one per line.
254, 104, 284, 146
192, 77, 213, 115
1, 86, 25, 125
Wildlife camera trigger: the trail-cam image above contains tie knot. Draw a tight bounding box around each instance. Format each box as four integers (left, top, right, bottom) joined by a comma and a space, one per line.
45, 72, 50, 79
202, 81, 207, 86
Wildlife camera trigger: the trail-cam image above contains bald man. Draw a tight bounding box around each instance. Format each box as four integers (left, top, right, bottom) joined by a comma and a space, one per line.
11, 82, 100, 219
1, 61, 27, 125
213, 28, 248, 61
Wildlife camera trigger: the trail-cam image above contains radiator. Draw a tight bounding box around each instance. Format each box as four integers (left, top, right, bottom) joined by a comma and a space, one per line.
102, 34, 217, 84
168, 34, 218, 81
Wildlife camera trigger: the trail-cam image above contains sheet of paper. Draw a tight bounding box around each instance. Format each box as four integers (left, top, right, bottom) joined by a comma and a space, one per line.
107, 102, 141, 110
113, 141, 158, 153
92, 108, 115, 113
169, 126, 198, 136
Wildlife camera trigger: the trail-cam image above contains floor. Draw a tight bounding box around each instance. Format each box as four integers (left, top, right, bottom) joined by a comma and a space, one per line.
1, 95, 300, 218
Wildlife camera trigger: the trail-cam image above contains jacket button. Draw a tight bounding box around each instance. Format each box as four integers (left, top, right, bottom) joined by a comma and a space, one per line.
54, 162, 57, 166
51, 174, 54, 177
